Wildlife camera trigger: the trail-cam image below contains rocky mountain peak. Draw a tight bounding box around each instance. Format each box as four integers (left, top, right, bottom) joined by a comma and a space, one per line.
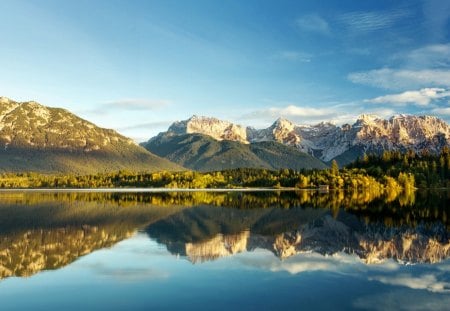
269, 117, 300, 146
273, 117, 294, 128
167, 115, 248, 143
356, 114, 381, 125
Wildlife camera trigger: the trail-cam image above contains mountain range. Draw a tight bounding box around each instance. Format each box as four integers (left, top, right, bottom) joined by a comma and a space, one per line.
1, 96, 450, 173
143, 114, 450, 168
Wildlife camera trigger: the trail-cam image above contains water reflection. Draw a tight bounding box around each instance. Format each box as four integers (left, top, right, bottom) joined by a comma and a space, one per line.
146, 205, 449, 264
0, 192, 185, 279
0, 190, 448, 280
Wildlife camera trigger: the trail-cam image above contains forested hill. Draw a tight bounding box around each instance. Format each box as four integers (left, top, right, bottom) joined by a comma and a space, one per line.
348, 149, 450, 188
142, 133, 327, 171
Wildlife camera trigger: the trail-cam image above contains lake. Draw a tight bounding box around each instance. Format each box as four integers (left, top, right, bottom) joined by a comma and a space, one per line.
0, 190, 448, 310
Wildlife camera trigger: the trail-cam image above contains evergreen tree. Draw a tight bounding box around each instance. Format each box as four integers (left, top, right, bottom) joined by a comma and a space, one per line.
331, 160, 339, 176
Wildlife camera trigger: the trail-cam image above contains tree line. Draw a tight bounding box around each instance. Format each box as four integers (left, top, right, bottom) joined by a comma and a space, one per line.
348, 147, 450, 188
0, 158, 417, 192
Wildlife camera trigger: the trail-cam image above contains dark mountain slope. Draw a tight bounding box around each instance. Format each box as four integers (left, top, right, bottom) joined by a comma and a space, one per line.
142, 133, 327, 171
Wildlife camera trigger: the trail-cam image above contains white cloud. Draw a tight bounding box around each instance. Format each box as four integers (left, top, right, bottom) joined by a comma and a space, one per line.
235, 250, 403, 277
103, 98, 171, 111
370, 273, 450, 293
270, 253, 358, 274
240, 103, 399, 127
348, 68, 450, 90
296, 14, 330, 35
338, 10, 410, 33
366, 88, 450, 106
366, 108, 397, 119
268, 105, 333, 117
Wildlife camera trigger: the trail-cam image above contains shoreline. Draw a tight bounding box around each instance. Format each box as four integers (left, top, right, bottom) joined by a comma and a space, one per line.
0, 187, 326, 193
0, 187, 446, 193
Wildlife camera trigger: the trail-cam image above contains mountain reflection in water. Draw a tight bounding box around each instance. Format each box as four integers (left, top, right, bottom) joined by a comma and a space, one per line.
0, 190, 448, 280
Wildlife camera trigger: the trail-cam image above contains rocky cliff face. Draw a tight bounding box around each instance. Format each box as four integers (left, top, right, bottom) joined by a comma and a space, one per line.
154, 114, 450, 164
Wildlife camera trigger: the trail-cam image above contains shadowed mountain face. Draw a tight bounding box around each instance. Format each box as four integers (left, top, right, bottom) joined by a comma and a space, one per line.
0, 190, 448, 280
0, 97, 182, 173
142, 133, 327, 171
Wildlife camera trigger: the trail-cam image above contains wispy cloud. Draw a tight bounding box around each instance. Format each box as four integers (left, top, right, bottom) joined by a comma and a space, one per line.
89, 263, 169, 282
366, 88, 450, 106
295, 14, 330, 35
102, 98, 171, 111
402, 44, 450, 69
118, 121, 172, 131
423, 0, 450, 41
83, 98, 172, 116
348, 42, 450, 91
432, 107, 450, 116
274, 51, 312, 62
346, 47, 372, 56
242, 104, 339, 123
353, 290, 450, 311
348, 68, 450, 90
338, 10, 410, 33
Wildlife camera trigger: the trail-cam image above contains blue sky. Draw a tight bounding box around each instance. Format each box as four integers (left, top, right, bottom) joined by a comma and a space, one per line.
1, 0, 450, 141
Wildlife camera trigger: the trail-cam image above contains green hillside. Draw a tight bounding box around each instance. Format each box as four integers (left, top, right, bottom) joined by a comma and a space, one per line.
142, 133, 327, 171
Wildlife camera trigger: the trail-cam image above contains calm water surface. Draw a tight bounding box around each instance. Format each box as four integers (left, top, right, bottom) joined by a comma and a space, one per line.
0, 190, 449, 310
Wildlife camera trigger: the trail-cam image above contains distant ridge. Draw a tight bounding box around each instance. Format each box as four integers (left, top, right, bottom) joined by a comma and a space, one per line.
0, 97, 183, 173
